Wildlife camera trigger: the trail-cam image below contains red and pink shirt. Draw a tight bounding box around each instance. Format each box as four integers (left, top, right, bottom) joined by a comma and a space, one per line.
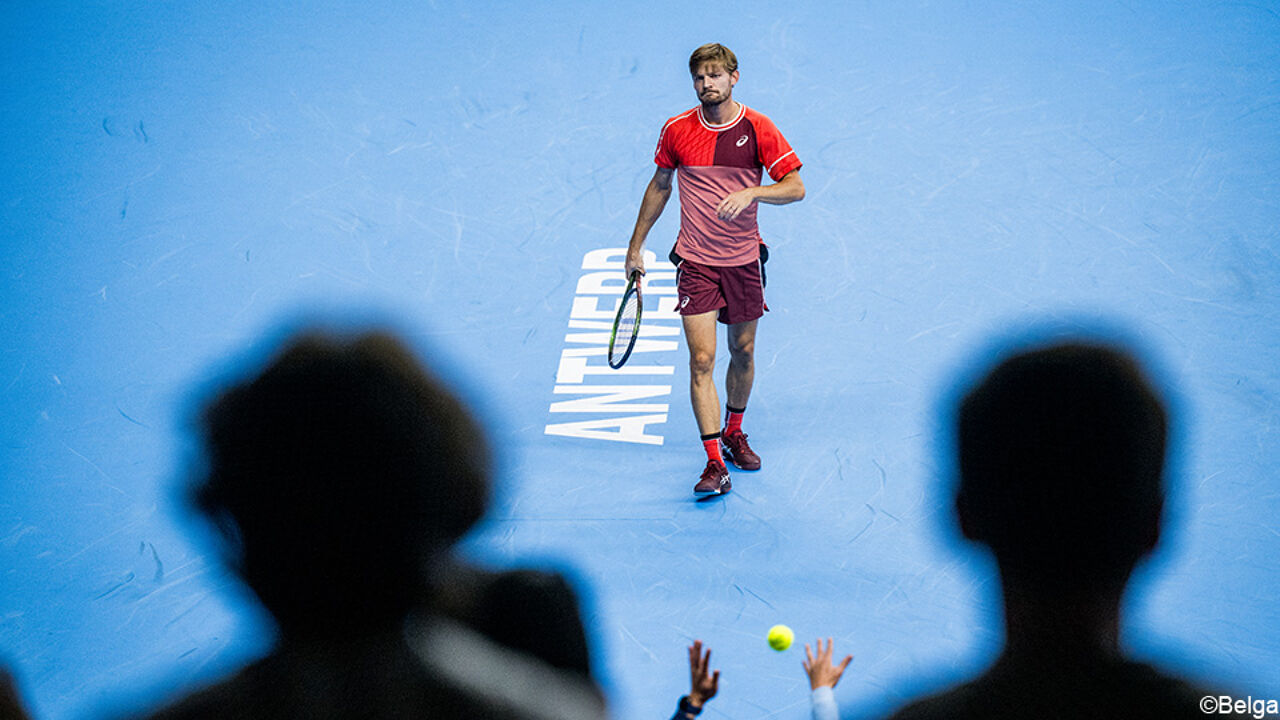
655, 103, 801, 267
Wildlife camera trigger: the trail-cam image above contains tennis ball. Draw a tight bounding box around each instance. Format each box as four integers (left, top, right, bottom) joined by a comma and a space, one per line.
767, 624, 793, 651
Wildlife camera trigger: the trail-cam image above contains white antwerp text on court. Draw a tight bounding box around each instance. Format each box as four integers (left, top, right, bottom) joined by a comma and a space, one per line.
545, 248, 680, 445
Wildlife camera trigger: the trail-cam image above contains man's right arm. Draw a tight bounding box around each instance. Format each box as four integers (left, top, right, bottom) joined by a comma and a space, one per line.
625, 167, 674, 278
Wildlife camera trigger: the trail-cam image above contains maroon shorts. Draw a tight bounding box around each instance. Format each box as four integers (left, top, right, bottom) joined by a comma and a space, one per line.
674, 254, 767, 325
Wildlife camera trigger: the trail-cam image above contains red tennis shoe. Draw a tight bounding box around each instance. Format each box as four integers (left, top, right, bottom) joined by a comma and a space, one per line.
694, 460, 731, 495
720, 429, 761, 471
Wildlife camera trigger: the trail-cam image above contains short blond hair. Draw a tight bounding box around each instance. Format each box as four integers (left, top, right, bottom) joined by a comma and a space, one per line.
689, 43, 738, 75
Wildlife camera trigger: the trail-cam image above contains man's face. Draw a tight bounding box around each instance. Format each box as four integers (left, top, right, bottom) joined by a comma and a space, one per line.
692, 62, 738, 106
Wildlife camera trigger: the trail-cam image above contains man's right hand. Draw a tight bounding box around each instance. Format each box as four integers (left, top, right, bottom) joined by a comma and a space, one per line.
624, 251, 646, 280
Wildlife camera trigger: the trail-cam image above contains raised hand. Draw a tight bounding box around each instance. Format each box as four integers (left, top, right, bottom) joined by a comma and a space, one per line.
687, 639, 720, 708
802, 637, 853, 690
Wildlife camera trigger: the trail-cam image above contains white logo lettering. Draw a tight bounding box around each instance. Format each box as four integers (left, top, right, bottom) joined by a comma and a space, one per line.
545, 248, 681, 445
736, 134, 749, 147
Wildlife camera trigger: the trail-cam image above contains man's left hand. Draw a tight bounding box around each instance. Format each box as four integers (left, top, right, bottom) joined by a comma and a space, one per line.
716, 188, 757, 221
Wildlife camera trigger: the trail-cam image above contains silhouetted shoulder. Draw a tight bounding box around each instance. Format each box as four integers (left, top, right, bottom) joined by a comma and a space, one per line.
139, 629, 481, 720
430, 563, 594, 679
885, 658, 1213, 720
138, 619, 606, 720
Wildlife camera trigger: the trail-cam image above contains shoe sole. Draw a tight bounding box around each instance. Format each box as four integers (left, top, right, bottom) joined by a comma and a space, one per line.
694, 479, 731, 496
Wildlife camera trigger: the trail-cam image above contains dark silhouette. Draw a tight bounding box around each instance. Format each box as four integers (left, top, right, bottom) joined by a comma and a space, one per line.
1, 666, 33, 720
429, 563, 594, 680
887, 342, 1214, 720
140, 331, 605, 720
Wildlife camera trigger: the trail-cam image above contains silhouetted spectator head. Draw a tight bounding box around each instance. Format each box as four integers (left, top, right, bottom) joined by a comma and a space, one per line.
955, 342, 1167, 596
193, 331, 490, 639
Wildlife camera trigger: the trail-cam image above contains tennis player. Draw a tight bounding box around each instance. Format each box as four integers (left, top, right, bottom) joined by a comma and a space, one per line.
625, 43, 804, 495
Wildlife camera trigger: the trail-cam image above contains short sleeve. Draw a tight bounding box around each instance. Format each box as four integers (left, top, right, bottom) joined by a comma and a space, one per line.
654, 121, 679, 169
753, 113, 801, 181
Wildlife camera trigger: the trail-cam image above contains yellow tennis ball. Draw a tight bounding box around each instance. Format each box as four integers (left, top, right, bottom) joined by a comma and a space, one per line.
767, 624, 793, 651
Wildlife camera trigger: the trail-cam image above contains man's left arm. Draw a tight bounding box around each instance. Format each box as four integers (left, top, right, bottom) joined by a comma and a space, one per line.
716, 169, 804, 220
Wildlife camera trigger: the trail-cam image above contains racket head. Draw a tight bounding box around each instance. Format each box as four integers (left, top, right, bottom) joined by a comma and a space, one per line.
607, 271, 643, 369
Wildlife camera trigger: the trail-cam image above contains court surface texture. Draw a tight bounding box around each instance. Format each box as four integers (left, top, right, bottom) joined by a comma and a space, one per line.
2, 2, 1278, 718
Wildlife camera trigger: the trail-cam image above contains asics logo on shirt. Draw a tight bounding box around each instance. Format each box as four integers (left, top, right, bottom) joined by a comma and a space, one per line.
736, 134, 749, 147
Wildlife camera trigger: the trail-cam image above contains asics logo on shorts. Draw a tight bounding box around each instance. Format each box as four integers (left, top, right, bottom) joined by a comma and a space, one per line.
736, 134, 749, 147
681, 296, 691, 308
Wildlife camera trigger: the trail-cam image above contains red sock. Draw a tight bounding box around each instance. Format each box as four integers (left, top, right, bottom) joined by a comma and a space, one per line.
701, 433, 723, 464
724, 406, 745, 434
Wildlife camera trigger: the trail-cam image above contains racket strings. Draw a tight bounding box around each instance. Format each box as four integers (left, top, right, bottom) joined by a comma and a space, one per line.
617, 293, 641, 342
608, 285, 642, 368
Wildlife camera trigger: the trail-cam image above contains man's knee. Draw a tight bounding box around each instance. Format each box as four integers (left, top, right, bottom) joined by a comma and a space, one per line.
689, 350, 716, 377
728, 322, 757, 360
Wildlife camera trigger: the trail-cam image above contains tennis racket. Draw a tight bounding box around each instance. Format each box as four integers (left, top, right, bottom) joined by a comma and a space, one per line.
608, 270, 643, 369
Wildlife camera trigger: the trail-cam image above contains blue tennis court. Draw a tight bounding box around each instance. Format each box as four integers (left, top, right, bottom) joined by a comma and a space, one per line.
2, 2, 1278, 718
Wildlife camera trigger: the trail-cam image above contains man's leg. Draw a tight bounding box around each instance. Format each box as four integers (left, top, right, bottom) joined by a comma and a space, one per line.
683, 310, 721, 436
685, 310, 731, 494
721, 318, 762, 470
725, 318, 758, 410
